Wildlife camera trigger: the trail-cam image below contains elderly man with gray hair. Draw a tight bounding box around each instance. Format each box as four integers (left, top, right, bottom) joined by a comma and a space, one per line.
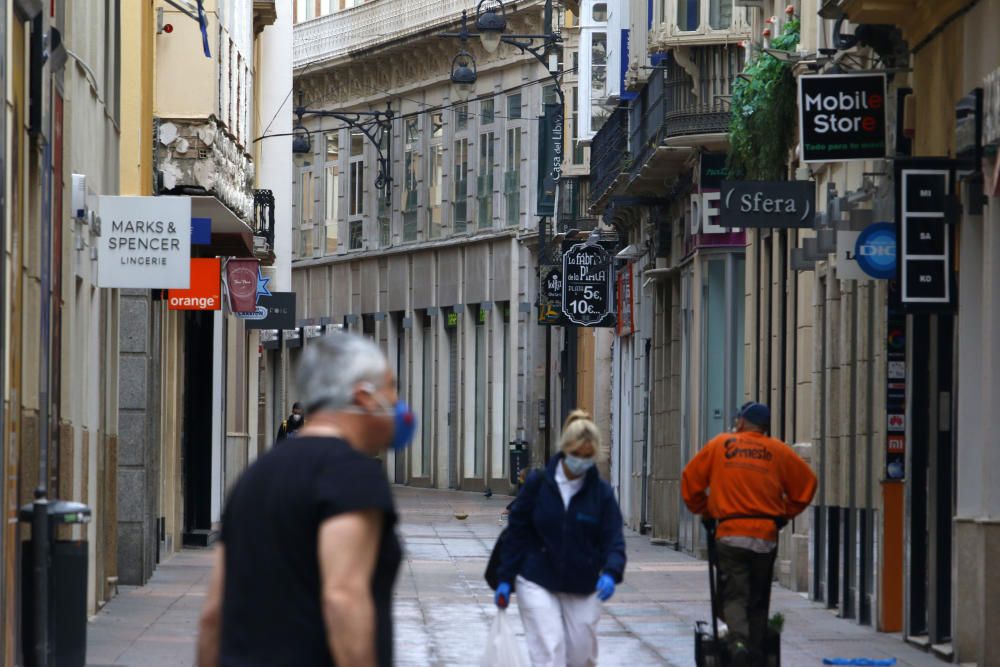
196, 332, 415, 667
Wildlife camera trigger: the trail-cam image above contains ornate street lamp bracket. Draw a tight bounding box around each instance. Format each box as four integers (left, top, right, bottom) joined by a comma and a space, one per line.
293, 94, 395, 192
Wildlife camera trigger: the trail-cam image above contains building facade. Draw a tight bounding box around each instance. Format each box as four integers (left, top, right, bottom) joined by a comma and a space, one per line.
290, 0, 582, 490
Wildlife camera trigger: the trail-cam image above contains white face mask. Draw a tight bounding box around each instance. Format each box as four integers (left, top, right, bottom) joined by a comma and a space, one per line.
564, 454, 596, 476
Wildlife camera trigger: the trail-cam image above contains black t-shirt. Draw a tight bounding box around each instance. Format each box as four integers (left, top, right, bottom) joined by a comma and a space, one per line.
219, 437, 401, 667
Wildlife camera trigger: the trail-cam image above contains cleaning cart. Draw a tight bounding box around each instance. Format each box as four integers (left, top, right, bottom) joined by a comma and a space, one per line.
694, 516, 783, 667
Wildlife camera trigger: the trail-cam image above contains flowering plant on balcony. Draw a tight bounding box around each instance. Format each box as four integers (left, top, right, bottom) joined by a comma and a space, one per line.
728, 16, 800, 180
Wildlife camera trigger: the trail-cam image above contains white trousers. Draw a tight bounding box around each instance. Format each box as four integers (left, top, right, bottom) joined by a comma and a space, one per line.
515, 575, 602, 667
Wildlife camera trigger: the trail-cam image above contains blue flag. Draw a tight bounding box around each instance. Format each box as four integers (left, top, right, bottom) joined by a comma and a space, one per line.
197, 0, 211, 58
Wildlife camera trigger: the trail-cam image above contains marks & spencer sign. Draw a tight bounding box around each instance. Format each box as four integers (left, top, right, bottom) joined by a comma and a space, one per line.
97, 196, 191, 288
799, 73, 887, 163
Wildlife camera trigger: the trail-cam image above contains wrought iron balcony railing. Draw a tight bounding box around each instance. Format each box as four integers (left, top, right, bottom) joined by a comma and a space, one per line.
588, 103, 629, 207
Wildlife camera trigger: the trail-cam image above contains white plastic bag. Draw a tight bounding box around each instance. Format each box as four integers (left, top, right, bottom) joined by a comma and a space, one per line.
481, 608, 527, 667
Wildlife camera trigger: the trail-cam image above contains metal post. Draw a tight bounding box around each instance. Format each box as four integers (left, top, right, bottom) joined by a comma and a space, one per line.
0, 5, 8, 658
35, 10, 54, 665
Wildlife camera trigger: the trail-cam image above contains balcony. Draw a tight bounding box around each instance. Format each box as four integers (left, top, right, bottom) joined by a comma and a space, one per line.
589, 45, 741, 209
294, 0, 545, 70
588, 104, 629, 209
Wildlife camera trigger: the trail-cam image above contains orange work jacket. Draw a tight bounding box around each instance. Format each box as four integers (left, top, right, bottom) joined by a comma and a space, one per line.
681, 430, 818, 542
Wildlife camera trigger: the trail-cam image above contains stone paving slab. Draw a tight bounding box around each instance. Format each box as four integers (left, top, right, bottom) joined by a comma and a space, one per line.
86, 486, 946, 666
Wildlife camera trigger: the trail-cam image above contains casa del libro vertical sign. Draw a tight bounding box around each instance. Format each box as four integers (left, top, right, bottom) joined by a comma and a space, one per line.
97, 196, 192, 288
799, 73, 887, 163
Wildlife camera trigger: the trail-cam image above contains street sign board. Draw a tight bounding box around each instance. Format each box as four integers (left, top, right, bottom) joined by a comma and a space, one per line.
536, 103, 563, 217
561, 242, 614, 327
168, 257, 221, 310
799, 73, 887, 163
719, 180, 816, 228
854, 222, 897, 280
896, 163, 955, 309
243, 292, 297, 330
97, 195, 191, 288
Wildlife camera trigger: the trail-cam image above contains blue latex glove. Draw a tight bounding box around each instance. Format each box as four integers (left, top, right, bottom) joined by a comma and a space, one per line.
595, 574, 615, 601
495, 582, 511, 608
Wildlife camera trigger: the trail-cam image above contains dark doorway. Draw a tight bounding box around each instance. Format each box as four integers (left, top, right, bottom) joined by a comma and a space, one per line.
182, 311, 215, 546
906, 313, 954, 644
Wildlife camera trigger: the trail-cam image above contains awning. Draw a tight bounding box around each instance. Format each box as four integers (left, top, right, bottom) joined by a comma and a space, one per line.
190, 195, 254, 258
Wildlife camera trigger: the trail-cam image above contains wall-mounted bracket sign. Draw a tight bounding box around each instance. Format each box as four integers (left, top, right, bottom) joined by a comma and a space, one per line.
561, 242, 615, 327
799, 73, 887, 163
895, 160, 957, 310
243, 292, 296, 330
719, 180, 816, 228
854, 222, 897, 280
97, 195, 192, 288
168, 257, 221, 310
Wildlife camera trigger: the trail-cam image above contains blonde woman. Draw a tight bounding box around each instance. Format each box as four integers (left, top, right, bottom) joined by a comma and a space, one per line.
494, 410, 627, 667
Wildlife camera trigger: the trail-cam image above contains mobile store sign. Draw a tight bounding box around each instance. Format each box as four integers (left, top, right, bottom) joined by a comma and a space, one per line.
799, 73, 887, 163
97, 196, 191, 288
168, 258, 221, 310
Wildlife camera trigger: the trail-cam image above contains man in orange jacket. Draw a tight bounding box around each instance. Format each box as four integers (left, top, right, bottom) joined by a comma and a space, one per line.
682, 402, 817, 667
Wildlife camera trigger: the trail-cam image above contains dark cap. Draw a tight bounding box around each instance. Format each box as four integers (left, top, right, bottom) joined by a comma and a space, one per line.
739, 402, 771, 428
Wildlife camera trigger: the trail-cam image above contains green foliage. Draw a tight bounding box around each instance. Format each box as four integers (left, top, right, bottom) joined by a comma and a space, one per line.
728, 18, 801, 180
769, 612, 785, 633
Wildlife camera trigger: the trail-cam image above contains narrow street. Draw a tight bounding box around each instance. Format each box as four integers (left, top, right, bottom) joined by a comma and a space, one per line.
86, 487, 943, 666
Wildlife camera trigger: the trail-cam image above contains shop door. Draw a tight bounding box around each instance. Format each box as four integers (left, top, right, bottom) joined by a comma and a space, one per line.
906, 313, 954, 645
447, 325, 459, 489
182, 311, 215, 546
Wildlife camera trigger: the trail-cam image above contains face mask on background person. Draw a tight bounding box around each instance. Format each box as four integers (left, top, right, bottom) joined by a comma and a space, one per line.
564, 453, 596, 477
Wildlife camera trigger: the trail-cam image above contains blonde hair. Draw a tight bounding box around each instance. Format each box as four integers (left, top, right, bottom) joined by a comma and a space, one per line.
559, 409, 605, 459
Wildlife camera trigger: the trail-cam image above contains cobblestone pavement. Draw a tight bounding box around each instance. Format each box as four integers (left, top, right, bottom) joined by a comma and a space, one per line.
87, 486, 945, 666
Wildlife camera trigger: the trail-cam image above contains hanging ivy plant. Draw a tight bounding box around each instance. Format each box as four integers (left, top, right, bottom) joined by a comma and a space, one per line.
728, 17, 801, 180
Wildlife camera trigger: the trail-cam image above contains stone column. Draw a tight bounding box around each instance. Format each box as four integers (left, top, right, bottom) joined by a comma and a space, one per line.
116, 290, 159, 586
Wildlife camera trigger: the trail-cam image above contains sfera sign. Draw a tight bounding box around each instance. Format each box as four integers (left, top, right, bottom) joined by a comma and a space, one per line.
799, 73, 887, 163
719, 180, 815, 228
97, 196, 192, 288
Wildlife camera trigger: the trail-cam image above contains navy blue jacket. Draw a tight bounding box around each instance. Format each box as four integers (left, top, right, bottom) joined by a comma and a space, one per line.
497, 454, 627, 595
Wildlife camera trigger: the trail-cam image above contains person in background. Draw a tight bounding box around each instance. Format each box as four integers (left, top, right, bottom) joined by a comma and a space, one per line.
682, 401, 817, 667
494, 410, 626, 667
276, 401, 304, 442
196, 333, 415, 667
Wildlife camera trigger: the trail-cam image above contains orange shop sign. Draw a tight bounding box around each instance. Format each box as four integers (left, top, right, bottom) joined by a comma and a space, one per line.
168, 258, 221, 310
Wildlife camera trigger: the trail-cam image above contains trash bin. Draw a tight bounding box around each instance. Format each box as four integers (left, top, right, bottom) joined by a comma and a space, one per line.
19, 500, 91, 667
508, 439, 529, 487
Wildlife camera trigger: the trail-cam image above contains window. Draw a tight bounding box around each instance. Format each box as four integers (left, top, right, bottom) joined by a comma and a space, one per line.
454, 138, 470, 233
481, 98, 495, 125
593, 2, 608, 21
543, 84, 559, 105
572, 87, 585, 165
324, 132, 339, 254
349, 130, 364, 217
504, 128, 521, 226
377, 127, 392, 247
591, 32, 608, 129
678, 0, 700, 31
478, 132, 495, 228
419, 313, 435, 478
506, 94, 522, 120
455, 103, 469, 131
298, 167, 317, 257
402, 118, 420, 241
709, 0, 732, 29
431, 112, 444, 138
428, 145, 444, 238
